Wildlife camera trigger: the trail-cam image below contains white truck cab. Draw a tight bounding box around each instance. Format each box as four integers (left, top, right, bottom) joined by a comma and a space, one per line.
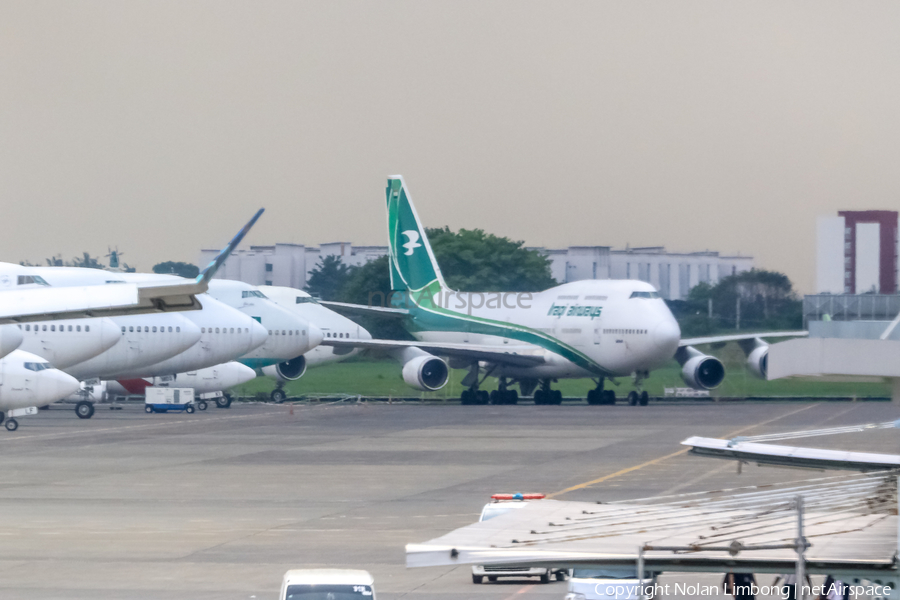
472, 493, 565, 584
280, 569, 375, 600
565, 568, 656, 600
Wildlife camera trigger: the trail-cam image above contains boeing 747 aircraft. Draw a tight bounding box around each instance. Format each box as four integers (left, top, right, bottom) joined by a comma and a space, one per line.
322, 177, 805, 405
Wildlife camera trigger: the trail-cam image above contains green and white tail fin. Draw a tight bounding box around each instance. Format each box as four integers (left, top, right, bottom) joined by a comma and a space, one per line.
386, 176, 448, 295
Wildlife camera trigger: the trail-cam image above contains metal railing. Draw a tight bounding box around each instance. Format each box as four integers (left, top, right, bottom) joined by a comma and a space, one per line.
804, 294, 900, 326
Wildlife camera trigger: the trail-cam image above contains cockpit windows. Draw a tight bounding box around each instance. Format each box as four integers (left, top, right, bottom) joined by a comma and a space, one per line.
241, 290, 268, 299
295, 296, 319, 304
17, 275, 49, 286
629, 291, 661, 299
24, 361, 52, 371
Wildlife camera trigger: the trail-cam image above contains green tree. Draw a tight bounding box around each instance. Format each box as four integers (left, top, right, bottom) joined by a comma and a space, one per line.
337, 255, 412, 340
153, 261, 200, 279
668, 269, 801, 336
425, 227, 556, 291
305, 255, 351, 300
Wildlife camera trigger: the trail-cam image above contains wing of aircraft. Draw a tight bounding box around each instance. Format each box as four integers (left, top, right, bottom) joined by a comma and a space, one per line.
321, 338, 546, 368
0, 208, 264, 324
679, 331, 808, 347
320, 300, 409, 319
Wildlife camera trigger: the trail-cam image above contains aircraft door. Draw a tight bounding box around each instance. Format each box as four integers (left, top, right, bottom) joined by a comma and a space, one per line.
593, 325, 602, 345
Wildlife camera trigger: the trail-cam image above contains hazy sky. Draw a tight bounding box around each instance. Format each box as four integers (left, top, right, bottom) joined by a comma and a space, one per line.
2, 2, 899, 293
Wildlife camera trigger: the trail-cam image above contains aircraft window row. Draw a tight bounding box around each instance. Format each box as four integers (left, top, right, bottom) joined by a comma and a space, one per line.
324, 332, 351, 338
561, 328, 582, 334
604, 328, 648, 335
23, 324, 90, 332
241, 290, 268, 299
557, 295, 579, 300
584, 295, 607, 301
122, 325, 182, 333
267, 329, 302, 336
17, 275, 49, 286
200, 327, 251, 334
24, 361, 53, 371
629, 291, 661, 299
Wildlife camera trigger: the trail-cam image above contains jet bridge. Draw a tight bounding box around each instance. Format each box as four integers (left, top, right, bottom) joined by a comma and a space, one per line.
406, 473, 899, 594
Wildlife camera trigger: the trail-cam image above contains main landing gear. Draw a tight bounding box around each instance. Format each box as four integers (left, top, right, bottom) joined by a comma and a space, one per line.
460, 363, 491, 405
627, 390, 650, 406
489, 378, 518, 405
533, 379, 562, 405
586, 379, 616, 405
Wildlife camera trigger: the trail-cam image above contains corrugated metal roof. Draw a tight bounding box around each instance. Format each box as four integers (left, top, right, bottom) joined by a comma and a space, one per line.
407, 472, 898, 576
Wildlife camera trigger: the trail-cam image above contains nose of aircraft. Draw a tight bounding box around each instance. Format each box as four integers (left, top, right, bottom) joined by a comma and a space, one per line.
651, 317, 681, 356
307, 323, 324, 349
44, 368, 82, 403
0, 324, 24, 358
98, 318, 123, 353
229, 362, 257, 387
249, 319, 268, 351
174, 315, 203, 351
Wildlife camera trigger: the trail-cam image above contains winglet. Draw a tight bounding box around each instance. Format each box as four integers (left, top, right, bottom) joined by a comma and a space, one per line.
196, 208, 265, 287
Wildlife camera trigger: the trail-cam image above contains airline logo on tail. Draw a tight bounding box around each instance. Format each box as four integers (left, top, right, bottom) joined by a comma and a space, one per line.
401, 231, 422, 255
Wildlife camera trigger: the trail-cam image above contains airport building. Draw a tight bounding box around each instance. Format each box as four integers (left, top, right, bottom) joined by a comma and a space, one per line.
817, 210, 899, 294
201, 243, 753, 301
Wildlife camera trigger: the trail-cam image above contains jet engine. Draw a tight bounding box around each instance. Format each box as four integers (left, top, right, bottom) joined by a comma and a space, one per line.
676, 346, 725, 390
401, 355, 449, 391
261, 355, 307, 383
738, 338, 769, 380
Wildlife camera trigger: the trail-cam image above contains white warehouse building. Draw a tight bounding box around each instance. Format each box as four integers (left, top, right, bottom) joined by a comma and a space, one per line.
200, 243, 752, 301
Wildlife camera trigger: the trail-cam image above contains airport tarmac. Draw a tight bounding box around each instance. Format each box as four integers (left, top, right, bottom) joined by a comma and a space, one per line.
0, 399, 895, 600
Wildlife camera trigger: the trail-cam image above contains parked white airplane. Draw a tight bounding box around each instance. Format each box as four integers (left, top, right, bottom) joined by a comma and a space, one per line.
260, 286, 371, 402
0, 350, 80, 427
0, 208, 265, 427
204, 279, 323, 371
322, 177, 806, 405
106, 361, 256, 398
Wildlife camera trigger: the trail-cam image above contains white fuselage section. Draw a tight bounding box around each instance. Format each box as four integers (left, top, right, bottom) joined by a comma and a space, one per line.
17, 317, 124, 368
205, 280, 323, 367
264, 286, 371, 367
414, 280, 681, 379
6, 267, 271, 379
107, 361, 256, 396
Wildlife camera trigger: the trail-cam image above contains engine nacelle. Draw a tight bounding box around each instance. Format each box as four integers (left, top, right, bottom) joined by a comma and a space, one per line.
401, 355, 449, 391
737, 338, 769, 380
681, 354, 726, 390
261, 355, 307, 383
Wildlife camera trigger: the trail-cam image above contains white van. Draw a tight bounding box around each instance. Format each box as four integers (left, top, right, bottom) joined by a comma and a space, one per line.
280, 569, 375, 600
565, 568, 656, 600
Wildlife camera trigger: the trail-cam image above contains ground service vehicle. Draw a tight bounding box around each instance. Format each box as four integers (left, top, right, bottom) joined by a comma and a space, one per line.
472, 493, 565, 584
280, 569, 375, 600
144, 387, 197, 413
